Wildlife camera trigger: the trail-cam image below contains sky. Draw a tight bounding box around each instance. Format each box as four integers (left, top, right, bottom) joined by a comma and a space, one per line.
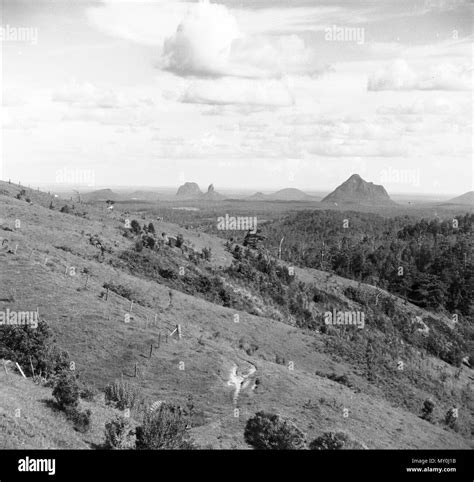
0, 0, 472, 194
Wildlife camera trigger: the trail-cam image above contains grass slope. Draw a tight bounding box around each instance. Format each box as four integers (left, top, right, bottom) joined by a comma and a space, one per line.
0, 182, 472, 449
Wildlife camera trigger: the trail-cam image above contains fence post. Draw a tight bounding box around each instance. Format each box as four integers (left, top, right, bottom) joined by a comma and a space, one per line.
177, 324, 182, 340
16, 362, 26, 378
130, 300, 134, 313
29, 356, 35, 377
158, 333, 161, 349
84, 275, 89, 289
149, 344, 153, 358
105, 288, 109, 301
134, 362, 138, 378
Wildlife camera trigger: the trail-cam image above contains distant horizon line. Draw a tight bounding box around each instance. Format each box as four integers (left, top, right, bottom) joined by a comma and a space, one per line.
5, 180, 466, 199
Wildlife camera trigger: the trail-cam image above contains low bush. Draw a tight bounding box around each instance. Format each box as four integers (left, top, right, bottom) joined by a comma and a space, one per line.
244, 411, 306, 450
444, 408, 458, 429
201, 247, 212, 261
135, 403, 194, 449
420, 399, 435, 422
52, 371, 80, 410
79, 384, 98, 402
66, 407, 92, 433
309, 431, 364, 450
104, 415, 136, 449
104, 379, 141, 410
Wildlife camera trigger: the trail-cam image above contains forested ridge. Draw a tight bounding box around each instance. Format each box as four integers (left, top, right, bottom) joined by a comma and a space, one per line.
263, 212, 473, 318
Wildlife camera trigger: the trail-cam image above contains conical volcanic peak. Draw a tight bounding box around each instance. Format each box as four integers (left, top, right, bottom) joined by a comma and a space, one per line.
322, 174, 395, 206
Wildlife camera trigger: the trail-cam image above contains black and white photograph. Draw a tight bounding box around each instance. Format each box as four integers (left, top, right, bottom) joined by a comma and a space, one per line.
0, 0, 472, 480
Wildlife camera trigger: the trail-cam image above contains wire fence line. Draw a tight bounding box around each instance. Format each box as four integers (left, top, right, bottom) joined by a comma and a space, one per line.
2, 241, 180, 336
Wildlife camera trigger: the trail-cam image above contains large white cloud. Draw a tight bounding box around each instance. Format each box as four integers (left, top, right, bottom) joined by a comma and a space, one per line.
368, 59, 472, 91
162, 1, 241, 77
162, 1, 319, 78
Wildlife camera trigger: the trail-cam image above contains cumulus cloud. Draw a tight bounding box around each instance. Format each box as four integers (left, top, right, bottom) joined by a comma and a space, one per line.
368, 59, 472, 91
163, 1, 241, 77
180, 77, 295, 107
162, 0, 321, 78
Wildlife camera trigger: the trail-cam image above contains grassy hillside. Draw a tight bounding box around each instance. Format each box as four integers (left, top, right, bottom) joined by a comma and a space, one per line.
0, 181, 472, 449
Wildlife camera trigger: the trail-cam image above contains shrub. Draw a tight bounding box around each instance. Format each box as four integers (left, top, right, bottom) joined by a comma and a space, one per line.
0, 321, 70, 378
275, 354, 286, 365
244, 411, 306, 450
159, 268, 177, 280
80, 384, 98, 402
135, 403, 193, 449
420, 399, 435, 422
60, 205, 71, 214
130, 220, 142, 235
52, 371, 80, 410
175, 234, 184, 248
239, 337, 259, 356
444, 408, 458, 429
134, 239, 144, 252
66, 407, 92, 433
102, 282, 135, 301
104, 379, 141, 410
309, 431, 363, 450
104, 415, 136, 449
142, 235, 155, 250
201, 247, 212, 261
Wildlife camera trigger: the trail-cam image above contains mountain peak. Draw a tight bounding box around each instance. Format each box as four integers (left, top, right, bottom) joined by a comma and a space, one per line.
176, 182, 202, 199
322, 174, 395, 206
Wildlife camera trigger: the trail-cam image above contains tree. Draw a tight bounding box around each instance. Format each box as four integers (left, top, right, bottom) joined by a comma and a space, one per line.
0, 321, 70, 378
